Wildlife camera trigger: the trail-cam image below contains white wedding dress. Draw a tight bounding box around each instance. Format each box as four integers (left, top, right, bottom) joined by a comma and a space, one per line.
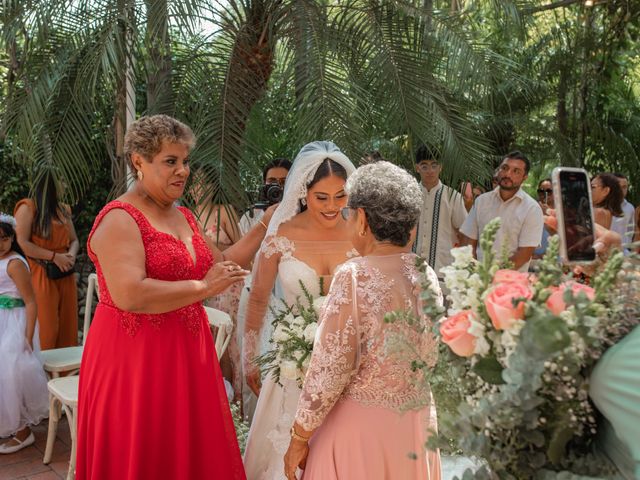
243, 236, 356, 480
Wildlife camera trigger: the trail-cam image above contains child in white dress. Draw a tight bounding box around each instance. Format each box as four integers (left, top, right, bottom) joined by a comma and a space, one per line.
0, 213, 48, 454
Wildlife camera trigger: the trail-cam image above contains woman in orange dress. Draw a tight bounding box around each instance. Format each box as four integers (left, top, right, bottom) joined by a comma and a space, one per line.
14, 174, 79, 350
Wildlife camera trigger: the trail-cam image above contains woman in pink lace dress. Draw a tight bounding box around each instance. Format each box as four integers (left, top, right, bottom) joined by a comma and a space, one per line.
284, 161, 442, 480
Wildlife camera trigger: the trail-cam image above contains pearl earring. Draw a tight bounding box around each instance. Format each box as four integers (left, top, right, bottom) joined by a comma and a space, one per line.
137, 170, 143, 181
359, 230, 366, 237
301, 198, 307, 207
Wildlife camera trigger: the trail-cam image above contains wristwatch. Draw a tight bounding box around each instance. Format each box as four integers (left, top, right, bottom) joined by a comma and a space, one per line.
290, 425, 310, 443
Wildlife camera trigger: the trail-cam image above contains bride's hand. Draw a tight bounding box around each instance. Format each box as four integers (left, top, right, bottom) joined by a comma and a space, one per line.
246, 370, 262, 396
204, 261, 248, 297
284, 437, 309, 480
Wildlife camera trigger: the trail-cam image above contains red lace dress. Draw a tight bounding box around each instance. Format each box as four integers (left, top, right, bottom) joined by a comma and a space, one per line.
76, 201, 245, 480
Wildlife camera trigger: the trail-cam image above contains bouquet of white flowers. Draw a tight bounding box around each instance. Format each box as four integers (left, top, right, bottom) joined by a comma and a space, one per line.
409, 218, 640, 479
256, 280, 326, 388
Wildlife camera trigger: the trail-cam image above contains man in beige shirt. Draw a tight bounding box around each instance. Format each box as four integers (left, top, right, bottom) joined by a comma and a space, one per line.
460, 151, 543, 272
414, 145, 468, 276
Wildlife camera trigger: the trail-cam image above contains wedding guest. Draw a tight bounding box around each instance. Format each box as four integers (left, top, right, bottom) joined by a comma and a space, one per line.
612, 173, 635, 246
284, 161, 442, 480
460, 151, 543, 272
414, 145, 467, 277
76, 114, 274, 480
191, 172, 244, 401
0, 214, 48, 454
590, 173, 623, 230
239, 158, 292, 236
533, 178, 554, 259
14, 173, 79, 350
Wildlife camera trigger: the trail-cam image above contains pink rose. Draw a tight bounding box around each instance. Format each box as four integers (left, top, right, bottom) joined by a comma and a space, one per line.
440, 311, 477, 357
492, 269, 531, 286
546, 282, 595, 315
485, 283, 533, 330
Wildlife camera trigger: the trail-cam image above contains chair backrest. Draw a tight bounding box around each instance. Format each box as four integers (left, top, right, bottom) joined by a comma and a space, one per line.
204, 306, 233, 358
82, 273, 99, 346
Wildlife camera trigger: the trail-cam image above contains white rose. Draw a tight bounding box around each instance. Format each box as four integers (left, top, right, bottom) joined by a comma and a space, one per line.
273, 324, 289, 343
282, 313, 295, 325
291, 316, 306, 335
280, 360, 298, 380
312, 296, 326, 317
303, 322, 318, 343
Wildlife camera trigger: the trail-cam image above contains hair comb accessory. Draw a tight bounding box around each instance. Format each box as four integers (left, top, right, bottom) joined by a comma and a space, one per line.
0, 213, 17, 227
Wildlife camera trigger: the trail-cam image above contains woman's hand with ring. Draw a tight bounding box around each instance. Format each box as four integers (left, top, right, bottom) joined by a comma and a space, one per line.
204, 261, 248, 297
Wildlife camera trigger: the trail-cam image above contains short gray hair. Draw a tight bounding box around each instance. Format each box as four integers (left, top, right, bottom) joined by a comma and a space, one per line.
346, 161, 422, 246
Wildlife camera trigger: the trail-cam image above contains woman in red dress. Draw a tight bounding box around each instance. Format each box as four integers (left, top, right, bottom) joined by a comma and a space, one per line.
76, 115, 272, 479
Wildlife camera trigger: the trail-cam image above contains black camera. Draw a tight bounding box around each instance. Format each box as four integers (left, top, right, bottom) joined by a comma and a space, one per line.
254, 182, 284, 210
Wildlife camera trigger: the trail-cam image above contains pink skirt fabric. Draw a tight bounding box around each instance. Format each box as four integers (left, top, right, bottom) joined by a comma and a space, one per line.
302, 398, 441, 480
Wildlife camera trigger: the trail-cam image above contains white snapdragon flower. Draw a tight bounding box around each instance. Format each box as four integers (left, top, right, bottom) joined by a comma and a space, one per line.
280, 360, 299, 380
450, 246, 474, 266
303, 322, 318, 343
312, 296, 326, 317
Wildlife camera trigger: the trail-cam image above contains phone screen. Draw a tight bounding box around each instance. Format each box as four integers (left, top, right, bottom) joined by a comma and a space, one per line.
558, 170, 596, 262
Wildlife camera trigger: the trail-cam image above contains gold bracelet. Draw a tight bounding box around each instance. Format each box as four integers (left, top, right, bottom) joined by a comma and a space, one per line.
259, 220, 268, 231
290, 425, 310, 443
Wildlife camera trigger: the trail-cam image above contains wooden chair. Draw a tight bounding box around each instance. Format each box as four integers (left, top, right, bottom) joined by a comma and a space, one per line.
40, 273, 99, 378
42, 273, 98, 478
204, 306, 233, 358
43, 376, 79, 480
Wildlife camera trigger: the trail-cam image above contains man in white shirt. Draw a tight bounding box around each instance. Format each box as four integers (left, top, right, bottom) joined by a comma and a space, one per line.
413, 145, 467, 276
612, 173, 635, 246
238, 158, 292, 236
460, 151, 543, 272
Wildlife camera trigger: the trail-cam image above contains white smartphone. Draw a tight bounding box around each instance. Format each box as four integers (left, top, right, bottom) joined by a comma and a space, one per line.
552, 167, 596, 263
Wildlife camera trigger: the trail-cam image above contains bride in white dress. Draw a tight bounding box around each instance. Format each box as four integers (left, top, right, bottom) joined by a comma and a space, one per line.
242, 141, 356, 479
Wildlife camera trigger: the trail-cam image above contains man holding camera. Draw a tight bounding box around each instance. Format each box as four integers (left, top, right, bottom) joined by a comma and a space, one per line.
238, 158, 292, 236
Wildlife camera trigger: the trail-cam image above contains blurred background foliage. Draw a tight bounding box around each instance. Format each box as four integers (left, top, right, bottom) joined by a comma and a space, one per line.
1, 0, 639, 243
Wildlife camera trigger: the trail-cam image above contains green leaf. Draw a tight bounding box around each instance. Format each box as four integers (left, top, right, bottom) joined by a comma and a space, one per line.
547, 425, 574, 465
520, 316, 570, 359
472, 356, 505, 385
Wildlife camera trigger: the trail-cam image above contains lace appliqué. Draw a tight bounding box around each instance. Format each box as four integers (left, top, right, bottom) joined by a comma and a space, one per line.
260, 235, 295, 259
296, 317, 357, 431
243, 329, 260, 376
295, 255, 441, 431
87, 201, 213, 337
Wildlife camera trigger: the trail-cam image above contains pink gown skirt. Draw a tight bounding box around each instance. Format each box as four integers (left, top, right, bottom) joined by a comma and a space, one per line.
302, 398, 441, 480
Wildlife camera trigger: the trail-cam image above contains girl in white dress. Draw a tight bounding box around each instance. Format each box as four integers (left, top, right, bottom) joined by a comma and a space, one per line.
242, 142, 356, 479
0, 213, 48, 454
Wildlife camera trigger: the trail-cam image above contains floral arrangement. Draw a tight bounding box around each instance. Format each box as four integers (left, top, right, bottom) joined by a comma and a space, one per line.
417, 218, 640, 479
256, 280, 325, 388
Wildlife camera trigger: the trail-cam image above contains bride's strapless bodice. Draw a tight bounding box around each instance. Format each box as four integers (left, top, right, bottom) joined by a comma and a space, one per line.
278, 258, 322, 305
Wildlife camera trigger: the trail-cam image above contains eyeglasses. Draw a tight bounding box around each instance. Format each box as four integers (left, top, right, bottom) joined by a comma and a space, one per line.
537, 189, 553, 194
340, 207, 355, 221
417, 163, 440, 172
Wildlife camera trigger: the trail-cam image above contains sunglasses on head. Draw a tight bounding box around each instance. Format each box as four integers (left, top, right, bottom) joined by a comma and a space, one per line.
537, 189, 553, 194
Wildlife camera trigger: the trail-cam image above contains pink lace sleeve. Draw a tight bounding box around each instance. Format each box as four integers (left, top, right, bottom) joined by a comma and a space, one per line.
295, 264, 359, 431
242, 235, 290, 376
